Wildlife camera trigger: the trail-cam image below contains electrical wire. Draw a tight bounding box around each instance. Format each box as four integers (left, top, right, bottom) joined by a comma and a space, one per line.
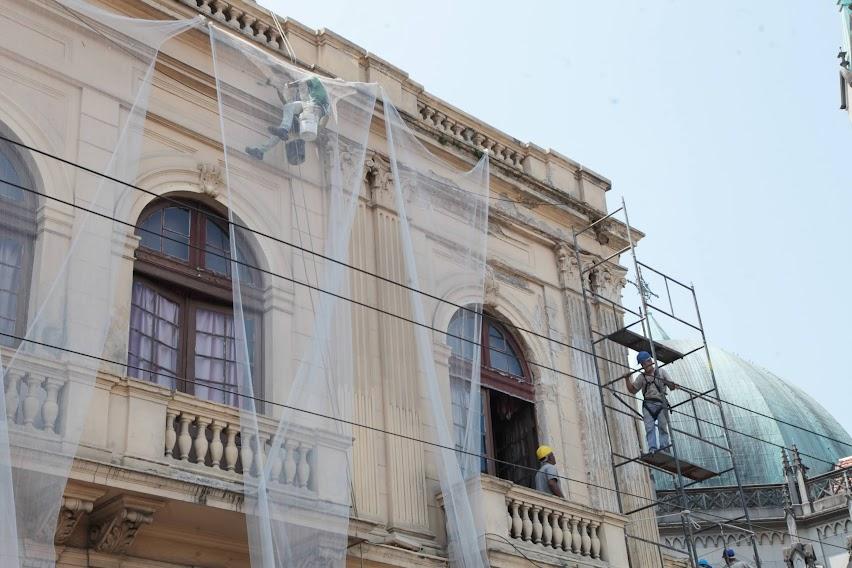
484, 533, 550, 568
45, 0, 852, 459
19, 5, 850, 564
2, 133, 849, 458
0, 173, 842, 470
5, 322, 851, 561
0, 328, 668, 508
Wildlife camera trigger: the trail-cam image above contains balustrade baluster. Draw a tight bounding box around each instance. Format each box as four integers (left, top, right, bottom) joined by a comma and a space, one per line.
297, 442, 311, 488
254, 434, 267, 477
193, 417, 211, 465
224, 424, 239, 471
240, 432, 254, 476
164, 410, 178, 457
570, 515, 581, 553
541, 507, 552, 546
283, 439, 297, 485
4, 371, 22, 423
590, 521, 601, 559
177, 413, 193, 461
520, 503, 532, 541
580, 519, 591, 556
269, 437, 283, 483
21, 374, 42, 428
560, 515, 570, 551
531, 505, 543, 544
41, 378, 63, 434
551, 511, 563, 550
510, 499, 522, 538
209, 421, 224, 467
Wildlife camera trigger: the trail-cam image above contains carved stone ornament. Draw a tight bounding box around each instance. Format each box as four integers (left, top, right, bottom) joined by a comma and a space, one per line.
88, 495, 164, 554
197, 162, 223, 197
783, 543, 817, 568
55, 497, 94, 545
54, 483, 105, 545
484, 265, 499, 302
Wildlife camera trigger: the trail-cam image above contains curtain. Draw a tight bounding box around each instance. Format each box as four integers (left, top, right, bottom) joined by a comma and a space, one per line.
0, 238, 22, 346
128, 281, 180, 388
194, 308, 239, 406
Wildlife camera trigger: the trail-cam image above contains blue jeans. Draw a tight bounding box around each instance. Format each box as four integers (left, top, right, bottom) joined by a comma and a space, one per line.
642, 400, 670, 452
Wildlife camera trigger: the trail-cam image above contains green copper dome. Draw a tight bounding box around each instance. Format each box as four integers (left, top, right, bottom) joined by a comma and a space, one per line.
656, 341, 852, 487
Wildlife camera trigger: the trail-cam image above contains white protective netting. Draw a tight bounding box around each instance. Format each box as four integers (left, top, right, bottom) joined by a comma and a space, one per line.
383, 93, 490, 567
0, 1, 200, 566
210, 24, 378, 566
1, 1, 493, 565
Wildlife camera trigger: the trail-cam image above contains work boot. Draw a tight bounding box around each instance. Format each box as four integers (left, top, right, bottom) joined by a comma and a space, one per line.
268, 125, 290, 140
245, 146, 265, 160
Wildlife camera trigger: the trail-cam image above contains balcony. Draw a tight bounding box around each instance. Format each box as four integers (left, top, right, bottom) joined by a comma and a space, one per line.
480, 475, 629, 567
3, 365, 348, 505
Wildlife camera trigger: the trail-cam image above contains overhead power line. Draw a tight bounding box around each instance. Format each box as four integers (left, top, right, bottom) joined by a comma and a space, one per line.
0, 172, 842, 470
1, 134, 849, 455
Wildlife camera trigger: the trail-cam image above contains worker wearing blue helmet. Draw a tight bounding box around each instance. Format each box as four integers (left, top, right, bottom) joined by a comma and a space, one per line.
697, 560, 712, 568
721, 548, 754, 567
625, 351, 679, 454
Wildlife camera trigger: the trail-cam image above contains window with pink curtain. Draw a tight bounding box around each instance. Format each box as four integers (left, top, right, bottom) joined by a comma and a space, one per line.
127, 281, 180, 388
127, 197, 262, 406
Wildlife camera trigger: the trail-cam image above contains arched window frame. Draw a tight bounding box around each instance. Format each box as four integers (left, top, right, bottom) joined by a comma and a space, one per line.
128, 197, 263, 405
447, 308, 538, 485
0, 139, 37, 348
480, 316, 534, 401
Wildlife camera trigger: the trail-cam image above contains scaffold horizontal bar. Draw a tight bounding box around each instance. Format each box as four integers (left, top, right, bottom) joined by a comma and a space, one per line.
670, 387, 720, 410
644, 302, 702, 332
581, 246, 631, 275
623, 532, 690, 555
574, 207, 624, 237
636, 260, 693, 291
672, 428, 735, 454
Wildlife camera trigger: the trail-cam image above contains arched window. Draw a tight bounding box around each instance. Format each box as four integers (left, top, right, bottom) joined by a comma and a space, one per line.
128, 198, 262, 406
0, 139, 36, 347
448, 309, 538, 486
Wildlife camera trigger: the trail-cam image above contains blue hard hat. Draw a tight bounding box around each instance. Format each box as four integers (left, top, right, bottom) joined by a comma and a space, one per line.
723, 548, 736, 558
698, 561, 712, 567
637, 351, 652, 364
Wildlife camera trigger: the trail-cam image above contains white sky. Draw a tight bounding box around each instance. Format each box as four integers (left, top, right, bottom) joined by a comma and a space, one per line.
266, 1, 852, 439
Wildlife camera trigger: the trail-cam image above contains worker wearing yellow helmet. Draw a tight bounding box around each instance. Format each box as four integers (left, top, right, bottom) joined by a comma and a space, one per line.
534, 445, 564, 498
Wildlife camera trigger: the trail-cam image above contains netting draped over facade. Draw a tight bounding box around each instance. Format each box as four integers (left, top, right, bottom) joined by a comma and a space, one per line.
1, 2, 493, 566
0, 1, 201, 566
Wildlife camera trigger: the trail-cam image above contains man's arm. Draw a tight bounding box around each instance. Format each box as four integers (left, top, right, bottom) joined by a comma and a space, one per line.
660, 368, 679, 390
548, 477, 564, 498
625, 372, 640, 394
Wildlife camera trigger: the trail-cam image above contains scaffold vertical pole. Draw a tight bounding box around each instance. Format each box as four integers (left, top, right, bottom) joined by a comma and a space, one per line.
621, 197, 699, 566
691, 286, 762, 567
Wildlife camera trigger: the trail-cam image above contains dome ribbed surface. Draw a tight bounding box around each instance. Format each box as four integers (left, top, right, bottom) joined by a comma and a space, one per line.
656, 341, 852, 487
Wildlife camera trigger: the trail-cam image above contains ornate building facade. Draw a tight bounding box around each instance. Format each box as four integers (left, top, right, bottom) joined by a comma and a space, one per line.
0, 0, 681, 566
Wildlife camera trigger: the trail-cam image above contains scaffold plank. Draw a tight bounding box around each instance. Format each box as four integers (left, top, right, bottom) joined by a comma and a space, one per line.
604, 328, 684, 363
640, 451, 718, 481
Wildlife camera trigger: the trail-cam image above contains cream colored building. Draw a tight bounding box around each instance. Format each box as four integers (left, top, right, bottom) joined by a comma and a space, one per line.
0, 0, 675, 566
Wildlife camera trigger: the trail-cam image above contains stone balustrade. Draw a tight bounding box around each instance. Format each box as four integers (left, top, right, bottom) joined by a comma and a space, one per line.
506, 493, 602, 559
4, 369, 67, 435
479, 475, 628, 566
164, 400, 316, 490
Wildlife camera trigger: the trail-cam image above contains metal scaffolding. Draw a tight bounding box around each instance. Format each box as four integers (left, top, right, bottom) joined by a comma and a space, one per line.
571, 197, 762, 567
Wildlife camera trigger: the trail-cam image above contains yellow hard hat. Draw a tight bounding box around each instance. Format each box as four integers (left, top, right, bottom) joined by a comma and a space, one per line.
536, 445, 554, 461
